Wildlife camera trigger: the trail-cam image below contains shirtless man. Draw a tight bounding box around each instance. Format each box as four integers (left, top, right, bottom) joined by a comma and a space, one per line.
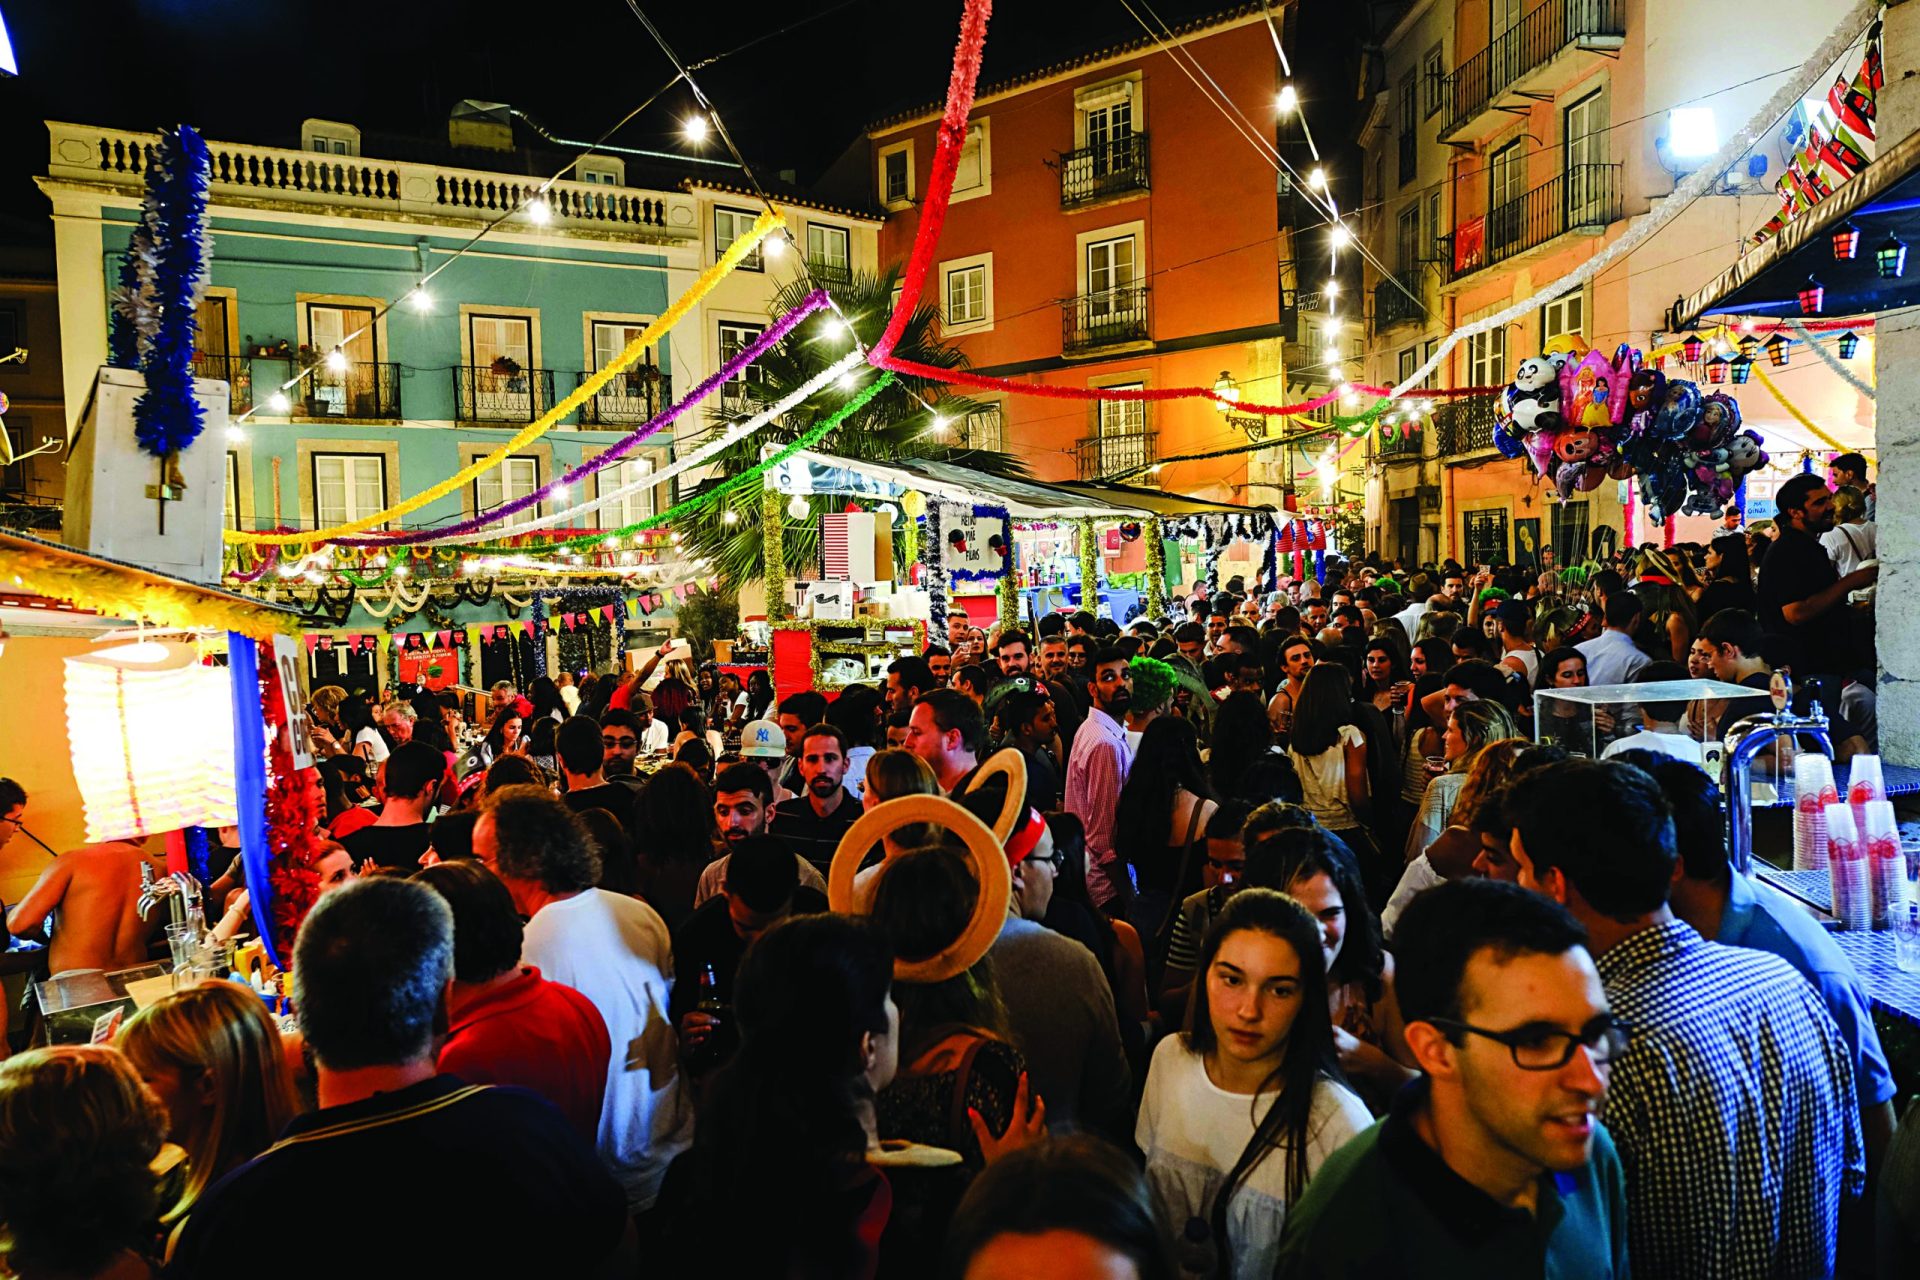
7, 835, 155, 975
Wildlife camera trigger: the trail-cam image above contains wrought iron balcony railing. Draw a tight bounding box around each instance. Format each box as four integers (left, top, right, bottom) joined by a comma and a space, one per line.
574, 370, 673, 426
1441, 0, 1627, 139
453, 365, 557, 423
1059, 133, 1150, 208
1062, 285, 1151, 355
1448, 164, 1622, 280
1076, 427, 1157, 480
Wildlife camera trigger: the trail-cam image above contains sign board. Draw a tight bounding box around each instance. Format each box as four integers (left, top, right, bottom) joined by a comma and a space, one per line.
942, 506, 1011, 582
270, 634, 315, 769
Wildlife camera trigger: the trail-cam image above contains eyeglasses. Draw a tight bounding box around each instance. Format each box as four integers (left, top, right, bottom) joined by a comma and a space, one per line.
1428, 1014, 1630, 1071
1022, 850, 1065, 871
602, 736, 639, 749
1204, 856, 1246, 873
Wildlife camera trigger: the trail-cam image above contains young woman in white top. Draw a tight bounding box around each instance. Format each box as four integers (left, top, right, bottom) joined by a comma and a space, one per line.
1136, 888, 1370, 1279
1285, 664, 1387, 904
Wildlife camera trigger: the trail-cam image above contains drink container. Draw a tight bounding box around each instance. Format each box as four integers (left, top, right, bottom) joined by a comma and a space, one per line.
1793, 755, 1837, 872
1825, 802, 1873, 932
1861, 799, 1907, 929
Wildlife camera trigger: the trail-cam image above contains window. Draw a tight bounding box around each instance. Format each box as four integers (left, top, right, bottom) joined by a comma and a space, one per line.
878, 141, 914, 208
1397, 205, 1421, 273
1423, 44, 1446, 119
953, 122, 990, 197
1091, 386, 1151, 478
1541, 292, 1585, 347
301, 120, 361, 156
1488, 137, 1528, 251
806, 224, 852, 280
1467, 324, 1508, 387
577, 158, 623, 186
1098, 387, 1146, 438
946, 264, 986, 325
718, 321, 766, 409
1398, 347, 1419, 383
601, 458, 656, 529
306, 302, 380, 417
310, 136, 351, 155
224, 452, 240, 530
1491, 0, 1524, 88
1564, 87, 1611, 226
1462, 507, 1509, 567
467, 313, 536, 420
714, 207, 764, 271
470, 313, 530, 368
962, 405, 1005, 452
1397, 72, 1418, 186
1078, 81, 1135, 157
590, 320, 659, 419
308, 303, 377, 364
475, 456, 541, 530
1087, 234, 1137, 298
313, 454, 385, 528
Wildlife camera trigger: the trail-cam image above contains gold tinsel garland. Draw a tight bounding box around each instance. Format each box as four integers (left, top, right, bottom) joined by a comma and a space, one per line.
2, 545, 300, 639
1145, 520, 1170, 618
764, 487, 789, 623
1077, 518, 1102, 616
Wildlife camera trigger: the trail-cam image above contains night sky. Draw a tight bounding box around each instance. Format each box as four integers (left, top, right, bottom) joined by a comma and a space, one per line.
0, 0, 1383, 240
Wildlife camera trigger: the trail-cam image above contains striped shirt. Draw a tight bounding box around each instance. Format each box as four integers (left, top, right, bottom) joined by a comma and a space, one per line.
1596, 919, 1864, 1279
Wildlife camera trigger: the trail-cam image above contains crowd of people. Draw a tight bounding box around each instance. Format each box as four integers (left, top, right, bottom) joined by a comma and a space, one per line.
0, 468, 1911, 1278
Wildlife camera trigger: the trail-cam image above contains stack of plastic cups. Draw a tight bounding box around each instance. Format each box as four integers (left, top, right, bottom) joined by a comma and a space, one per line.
1826, 803, 1874, 931
1794, 755, 1838, 872
1861, 800, 1907, 929
1849, 754, 1886, 840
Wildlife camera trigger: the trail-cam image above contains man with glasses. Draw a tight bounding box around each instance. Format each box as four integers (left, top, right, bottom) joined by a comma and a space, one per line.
597, 708, 656, 795
1505, 758, 1864, 1279
0, 778, 24, 857
1279, 878, 1629, 1276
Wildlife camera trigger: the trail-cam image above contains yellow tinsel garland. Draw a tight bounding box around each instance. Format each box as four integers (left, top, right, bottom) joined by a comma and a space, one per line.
0, 546, 300, 639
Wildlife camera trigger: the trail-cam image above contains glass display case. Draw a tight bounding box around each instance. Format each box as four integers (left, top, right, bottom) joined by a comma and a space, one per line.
1533, 678, 1777, 783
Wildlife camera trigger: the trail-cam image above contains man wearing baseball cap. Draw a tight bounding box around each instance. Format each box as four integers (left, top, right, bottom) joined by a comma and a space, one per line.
738, 720, 795, 805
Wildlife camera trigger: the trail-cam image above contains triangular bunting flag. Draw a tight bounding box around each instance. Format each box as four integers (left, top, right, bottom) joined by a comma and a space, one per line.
304, 634, 318, 653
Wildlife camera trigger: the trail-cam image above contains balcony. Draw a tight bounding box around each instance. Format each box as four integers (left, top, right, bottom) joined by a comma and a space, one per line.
575, 369, 674, 426
49, 122, 700, 244
1448, 164, 1621, 282
453, 365, 557, 423
1077, 427, 1157, 481
1434, 394, 1504, 457
1059, 134, 1150, 209
1062, 285, 1151, 355
1378, 425, 1423, 459
192, 353, 253, 414
806, 256, 853, 288
1372, 274, 1425, 332
1439, 1, 1627, 144
299, 360, 402, 419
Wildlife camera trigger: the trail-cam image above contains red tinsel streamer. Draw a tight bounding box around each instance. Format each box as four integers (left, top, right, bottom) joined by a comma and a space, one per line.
257, 638, 323, 959
871, 0, 993, 365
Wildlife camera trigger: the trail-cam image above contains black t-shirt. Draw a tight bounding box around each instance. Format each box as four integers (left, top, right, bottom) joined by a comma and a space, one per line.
668, 887, 829, 1027
341, 823, 433, 871
1756, 526, 1851, 676
563, 784, 635, 830
168, 1076, 627, 1277
771, 790, 863, 874
1696, 577, 1757, 626
1019, 744, 1061, 811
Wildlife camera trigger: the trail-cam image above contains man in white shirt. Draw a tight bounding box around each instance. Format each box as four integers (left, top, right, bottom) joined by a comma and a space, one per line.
1819, 484, 1875, 578
477, 784, 691, 1211
1576, 590, 1650, 687
1598, 663, 1703, 766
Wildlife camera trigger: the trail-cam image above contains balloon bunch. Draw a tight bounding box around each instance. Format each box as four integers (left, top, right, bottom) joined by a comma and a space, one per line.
1494, 341, 1768, 524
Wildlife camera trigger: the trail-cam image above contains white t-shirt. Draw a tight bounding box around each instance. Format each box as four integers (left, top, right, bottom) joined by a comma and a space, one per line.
639, 719, 673, 753
520, 888, 692, 1210
1136, 1037, 1371, 1280
1821, 521, 1876, 578
1501, 646, 1540, 684
692, 851, 827, 908
1600, 728, 1703, 766
354, 726, 390, 764
1287, 723, 1366, 831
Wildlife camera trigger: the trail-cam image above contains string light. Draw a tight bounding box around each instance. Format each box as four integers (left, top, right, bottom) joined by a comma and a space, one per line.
1276, 84, 1297, 114
721, 508, 740, 525
526, 196, 552, 225
407, 287, 432, 312
1329, 224, 1352, 248
324, 347, 348, 373
684, 115, 711, 144
1307, 167, 1327, 190
225, 426, 244, 442
1323, 279, 1340, 297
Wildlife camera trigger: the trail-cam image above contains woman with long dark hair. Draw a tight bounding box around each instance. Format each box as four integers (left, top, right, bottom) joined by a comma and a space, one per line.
1357, 638, 1410, 715
1696, 532, 1757, 622
1533, 646, 1593, 755
1134, 889, 1369, 1278
1207, 692, 1279, 802
658, 914, 899, 1279
629, 763, 721, 927
1114, 719, 1218, 945
526, 675, 569, 724
1407, 636, 1452, 682
745, 670, 776, 723
1242, 826, 1410, 1112
1047, 811, 1153, 1071
1284, 665, 1385, 907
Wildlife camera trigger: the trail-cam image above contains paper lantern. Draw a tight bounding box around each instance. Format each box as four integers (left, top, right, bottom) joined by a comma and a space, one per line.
1837, 330, 1861, 359
1798, 277, 1825, 314
1832, 222, 1861, 260
1729, 356, 1753, 384
1764, 334, 1790, 368
1737, 333, 1761, 359
1705, 356, 1730, 384
1876, 233, 1908, 279
64, 641, 237, 842
1681, 334, 1705, 362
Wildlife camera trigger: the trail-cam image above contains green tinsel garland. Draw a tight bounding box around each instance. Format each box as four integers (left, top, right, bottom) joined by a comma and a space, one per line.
1077, 518, 1101, 616
764, 485, 789, 623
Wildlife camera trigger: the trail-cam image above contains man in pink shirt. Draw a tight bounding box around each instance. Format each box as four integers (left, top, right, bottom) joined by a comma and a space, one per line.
1064, 646, 1133, 909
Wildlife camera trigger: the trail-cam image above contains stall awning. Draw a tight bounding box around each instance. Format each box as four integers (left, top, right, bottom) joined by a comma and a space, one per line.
782, 451, 1161, 519
0, 531, 302, 639
1673, 125, 1920, 327
1054, 481, 1275, 518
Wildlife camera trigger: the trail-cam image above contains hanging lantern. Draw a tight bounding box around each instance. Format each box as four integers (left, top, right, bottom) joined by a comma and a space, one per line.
1729, 356, 1754, 384
1737, 333, 1761, 359
1837, 330, 1861, 359
1832, 222, 1862, 260
1876, 233, 1908, 279
1763, 334, 1790, 368
1705, 356, 1730, 384
1681, 333, 1705, 362
1798, 276, 1825, 314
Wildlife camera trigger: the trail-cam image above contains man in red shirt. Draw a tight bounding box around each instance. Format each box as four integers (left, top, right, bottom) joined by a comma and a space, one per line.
414, 859, 610, 1143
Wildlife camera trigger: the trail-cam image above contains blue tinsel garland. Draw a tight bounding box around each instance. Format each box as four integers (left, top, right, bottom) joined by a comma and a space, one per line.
947, 503, 1013, 583
122, 125, 213, 459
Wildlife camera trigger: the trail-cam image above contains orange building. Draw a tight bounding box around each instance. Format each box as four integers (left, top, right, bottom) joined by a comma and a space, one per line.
861, 6, 1317, 503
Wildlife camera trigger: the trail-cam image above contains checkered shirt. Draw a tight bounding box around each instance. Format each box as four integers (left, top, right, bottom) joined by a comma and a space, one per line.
1596, 919, 1865, 1279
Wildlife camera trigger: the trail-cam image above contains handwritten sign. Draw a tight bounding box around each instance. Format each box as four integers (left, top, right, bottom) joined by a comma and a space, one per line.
270, 634, 314, 769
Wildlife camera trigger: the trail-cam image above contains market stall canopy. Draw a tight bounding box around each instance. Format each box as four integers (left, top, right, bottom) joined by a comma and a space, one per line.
1673, 126, 1920, 326
0, 531, 301, 639
778, 451, 1162, 520
1054, 481, 1276, 518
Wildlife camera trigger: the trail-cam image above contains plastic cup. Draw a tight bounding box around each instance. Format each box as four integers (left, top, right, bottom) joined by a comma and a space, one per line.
1794, 756, 1838, 872
1895, 901, 1920, 974
1826, 802, 1872, 931
1862, 800, 1906, 929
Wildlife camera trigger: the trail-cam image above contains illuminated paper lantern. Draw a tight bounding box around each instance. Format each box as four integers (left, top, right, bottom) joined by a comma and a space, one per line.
1798, 276, 1825, 314
1764, 334, 1790, 367
64, 641, 237, 842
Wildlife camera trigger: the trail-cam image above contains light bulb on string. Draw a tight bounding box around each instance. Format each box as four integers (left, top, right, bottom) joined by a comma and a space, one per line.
407, 287, 432, 313
787, 495, 809, 520
928, 414, 950, 437
1276, 84, 1297, 114
226, 426, 245, 442
325, 347, 348, 373
526, 196, 552, 225
267, 390, 291, 413
1329, 224, 1352, 249
1308, 168, 1327, 191
765, 235, 786, 258
838, 371, 858, 391
684, 115, 710, 144
722, 508, 740, 525
1323, 280, 1340, 297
